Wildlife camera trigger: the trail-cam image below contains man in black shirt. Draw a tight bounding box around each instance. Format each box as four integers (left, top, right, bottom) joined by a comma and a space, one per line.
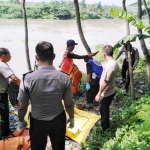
115, 43, 139, 92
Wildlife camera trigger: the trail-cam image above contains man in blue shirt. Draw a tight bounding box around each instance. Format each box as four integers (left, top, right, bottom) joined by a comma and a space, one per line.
84, 57, 103, 105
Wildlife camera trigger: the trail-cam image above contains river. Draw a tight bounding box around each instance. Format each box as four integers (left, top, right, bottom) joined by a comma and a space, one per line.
0, 18, 149, 78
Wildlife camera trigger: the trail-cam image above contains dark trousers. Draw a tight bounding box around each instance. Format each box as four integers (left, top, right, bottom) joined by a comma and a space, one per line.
100, 93, 115, 131
0, 93, 10, 137
122, 59, 134, 89
86, 78, 100, 103
30, 111, 66, 150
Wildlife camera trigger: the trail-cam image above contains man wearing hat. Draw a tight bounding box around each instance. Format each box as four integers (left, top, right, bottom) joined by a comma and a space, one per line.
60, 39, 98, 94
60, 39, 98, 73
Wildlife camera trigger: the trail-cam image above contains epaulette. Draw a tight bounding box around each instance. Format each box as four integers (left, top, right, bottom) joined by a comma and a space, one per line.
23, 70, 34, 77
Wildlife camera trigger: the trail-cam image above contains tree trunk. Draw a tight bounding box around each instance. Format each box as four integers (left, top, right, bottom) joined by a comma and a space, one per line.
138, 0, 150, 83
143, 0, 150, 24
74, 0, 91, 54
123, 0, 135, 99
22, 0, 32, 71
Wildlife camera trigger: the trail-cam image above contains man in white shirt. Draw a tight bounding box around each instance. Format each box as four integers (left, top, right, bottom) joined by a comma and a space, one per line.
0, 47, 20, 136
95, 45, 119, 131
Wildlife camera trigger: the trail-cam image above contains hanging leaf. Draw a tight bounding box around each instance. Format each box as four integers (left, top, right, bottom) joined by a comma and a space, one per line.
110, 8, 150, 35
113, 34, 150, 49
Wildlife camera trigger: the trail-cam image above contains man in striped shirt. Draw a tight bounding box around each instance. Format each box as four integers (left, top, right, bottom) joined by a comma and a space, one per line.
17, 41, 74, 150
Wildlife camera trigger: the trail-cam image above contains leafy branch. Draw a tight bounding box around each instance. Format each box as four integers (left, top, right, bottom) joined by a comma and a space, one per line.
113, 34, 150, 49
110, 8, 150, 34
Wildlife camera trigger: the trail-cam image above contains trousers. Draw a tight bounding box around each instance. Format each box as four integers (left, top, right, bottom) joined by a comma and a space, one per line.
0, 93, 10, 137
30, 111, 66, 150
100, 92, 115, 131
86, 77, 100, 103
122, 59, 134, 89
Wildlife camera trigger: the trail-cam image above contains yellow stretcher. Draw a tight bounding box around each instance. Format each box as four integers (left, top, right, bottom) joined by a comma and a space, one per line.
24, 104, 100, 144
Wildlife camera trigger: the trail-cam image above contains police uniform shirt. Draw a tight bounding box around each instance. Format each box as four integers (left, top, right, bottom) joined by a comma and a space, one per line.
17, 65, 73, 121
0, 62, 14, 93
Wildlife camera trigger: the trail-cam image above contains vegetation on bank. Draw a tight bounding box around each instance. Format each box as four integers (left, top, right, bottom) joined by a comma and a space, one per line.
0, 0, 116, 19
75, 45, 149, 150
77, 60, 149, 149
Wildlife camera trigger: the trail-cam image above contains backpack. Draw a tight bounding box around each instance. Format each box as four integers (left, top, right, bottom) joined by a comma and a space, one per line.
8, 81, 19, 107
70, 65, 82, 94
0, 129, 30, 150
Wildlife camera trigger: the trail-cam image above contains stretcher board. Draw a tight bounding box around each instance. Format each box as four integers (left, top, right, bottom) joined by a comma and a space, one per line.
24, 104, 100, 144
65, 107, 100, 144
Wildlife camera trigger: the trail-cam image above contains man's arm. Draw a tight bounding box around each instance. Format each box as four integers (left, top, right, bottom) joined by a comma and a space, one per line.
18, 101, 28, 122
132, 49, 139, 69
63, 79, 74, 127
64, 100, 74, 119
10, 74, 20, 86
95, 80, 108, 101
115, 48, 124, 60
86, 63, 92, 83
67, 53, 88, 59
67, 52, 98, 59
18, 79, 29, 122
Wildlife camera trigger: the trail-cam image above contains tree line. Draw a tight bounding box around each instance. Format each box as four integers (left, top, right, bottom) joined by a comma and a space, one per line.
0, 0, 115, 19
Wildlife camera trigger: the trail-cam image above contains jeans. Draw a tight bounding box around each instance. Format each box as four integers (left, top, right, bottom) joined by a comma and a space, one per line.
30, 111, 66, 150
100, 92, 115, 131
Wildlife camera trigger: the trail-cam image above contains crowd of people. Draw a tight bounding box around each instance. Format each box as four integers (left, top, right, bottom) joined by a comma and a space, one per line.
0, 39, 139, 149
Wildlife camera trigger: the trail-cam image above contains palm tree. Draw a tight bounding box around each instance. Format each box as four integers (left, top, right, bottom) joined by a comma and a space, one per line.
122, 0, 135, 99
74, 0, 92, 54
17, 0, 32, 71
137, 0, 150, 83
22, 0, 31, 71
143, 0, 150, 24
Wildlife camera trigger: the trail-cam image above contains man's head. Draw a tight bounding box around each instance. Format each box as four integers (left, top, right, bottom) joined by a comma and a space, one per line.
0, 47, 11, 62
102, 45, 113, 59
35, 41, 55, 63
66, 39, 78, 51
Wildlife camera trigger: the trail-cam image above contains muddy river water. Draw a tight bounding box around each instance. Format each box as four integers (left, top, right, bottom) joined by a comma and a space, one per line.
0, 18, 149, 78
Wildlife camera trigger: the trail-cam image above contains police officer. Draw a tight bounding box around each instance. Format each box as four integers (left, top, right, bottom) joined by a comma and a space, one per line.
17, 41, 74, 150
0, 47, 20, 136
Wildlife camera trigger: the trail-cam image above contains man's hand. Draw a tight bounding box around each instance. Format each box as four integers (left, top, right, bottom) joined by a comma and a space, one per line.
67, 118, 74, 128
86, 83, 90, 91
88, 51, 99, 58
95, 94, 100, 102
92, 51, 99, 56
17, 120, 27, 130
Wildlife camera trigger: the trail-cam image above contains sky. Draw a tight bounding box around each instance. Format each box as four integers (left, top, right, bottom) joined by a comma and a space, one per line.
26, 0, 137, 6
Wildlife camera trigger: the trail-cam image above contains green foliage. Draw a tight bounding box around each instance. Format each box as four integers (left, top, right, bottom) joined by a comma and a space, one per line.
0, 0, 116, 19
94, 44, 105, 62
0, 3, 22, 18
113, 34, 150, 49
86, 91, 150, 150
110, 8, 150, 35
94, 44, 119, 62
136, 57, 146, 72
78, 73, 86, 93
